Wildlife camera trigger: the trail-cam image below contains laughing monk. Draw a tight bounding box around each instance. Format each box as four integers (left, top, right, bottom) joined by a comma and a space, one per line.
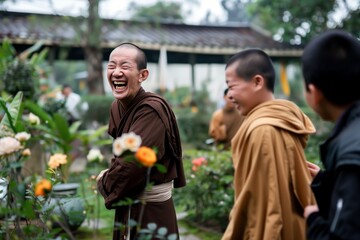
97, 43, 186, 240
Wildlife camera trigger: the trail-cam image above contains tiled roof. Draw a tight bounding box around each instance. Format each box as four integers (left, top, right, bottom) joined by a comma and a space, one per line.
0, 11, 302, 61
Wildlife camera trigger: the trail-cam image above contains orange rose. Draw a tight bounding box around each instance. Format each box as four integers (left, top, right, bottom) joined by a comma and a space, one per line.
135, 146, 157, 167
35, 179, 52, 197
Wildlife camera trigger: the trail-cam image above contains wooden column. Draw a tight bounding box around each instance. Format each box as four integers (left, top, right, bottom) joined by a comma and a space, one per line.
190, 54, 196, 104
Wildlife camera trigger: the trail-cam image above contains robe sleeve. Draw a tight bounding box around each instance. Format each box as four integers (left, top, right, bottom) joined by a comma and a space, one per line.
223, 126, 284, 239
245, 126, 284, 238
98, 105, 166, 209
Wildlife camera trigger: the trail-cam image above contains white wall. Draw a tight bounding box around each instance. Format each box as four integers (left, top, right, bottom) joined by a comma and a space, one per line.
104, 63, 227, 104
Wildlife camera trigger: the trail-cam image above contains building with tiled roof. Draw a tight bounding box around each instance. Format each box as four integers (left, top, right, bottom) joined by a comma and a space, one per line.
0, 11, 301, 63
0, 11, 300, 98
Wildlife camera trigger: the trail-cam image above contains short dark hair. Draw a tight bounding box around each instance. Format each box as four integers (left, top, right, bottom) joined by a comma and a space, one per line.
116, 42, 147, 70
226, 49, 275, 92
62, 84, 71, 90
302, 30, 360, 106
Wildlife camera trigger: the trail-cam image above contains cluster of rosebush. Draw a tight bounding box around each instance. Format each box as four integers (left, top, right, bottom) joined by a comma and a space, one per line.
174, 148, 234, 232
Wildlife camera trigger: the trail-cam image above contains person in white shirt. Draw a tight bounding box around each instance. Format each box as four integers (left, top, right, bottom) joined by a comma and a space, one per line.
61, 84, 87, 124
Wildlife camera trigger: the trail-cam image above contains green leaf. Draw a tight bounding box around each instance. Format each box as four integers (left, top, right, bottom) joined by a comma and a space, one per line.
19, 40, 44, 60
22, 200, 36, 219
147, 223, 157, 231
78, 124, 108, 142
92, 139, 113, 146
30, 47, 48, 66
157, 227, 168, 236
89, 124, 109, 138
23, 100, 55, 129
0, 38, 15, 61
167, 233, 178, 240
53, 113, 72, 143
69, 121, 82, 135
0, 91, 23, 133
154, 163, 167, 173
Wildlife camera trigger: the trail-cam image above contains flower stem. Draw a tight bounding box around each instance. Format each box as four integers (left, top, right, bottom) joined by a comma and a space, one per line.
136, 167, 152, 233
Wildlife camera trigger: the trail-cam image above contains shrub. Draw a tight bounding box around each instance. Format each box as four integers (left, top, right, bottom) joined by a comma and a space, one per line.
81, 94, 114, 126
175, 108, 212, 148
301, 106, 333, 167
173, 148, 234, 232
164, 86, 215, 148
2, 60, 40, 101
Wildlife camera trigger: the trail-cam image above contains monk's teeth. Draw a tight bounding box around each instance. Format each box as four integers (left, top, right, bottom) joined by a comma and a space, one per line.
113, 81, 127, 87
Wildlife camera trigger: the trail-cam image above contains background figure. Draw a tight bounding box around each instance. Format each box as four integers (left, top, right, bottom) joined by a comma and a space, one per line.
222, 49, 316, 240
208, 88, 244, 150
96, 43, 186, 240
302, 30, 360, 239
61, 84, 88, 125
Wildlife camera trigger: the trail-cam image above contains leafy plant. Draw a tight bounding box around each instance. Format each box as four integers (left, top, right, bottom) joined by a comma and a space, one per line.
81, 94, 114, 126
0, 91, 23, 134
174, 148, 234, 232
0, 39, 48, 102
302, 106, 333, 168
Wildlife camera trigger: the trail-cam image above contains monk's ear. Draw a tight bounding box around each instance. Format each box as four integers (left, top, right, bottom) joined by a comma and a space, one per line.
308, 83, 324, 106
252, 74, 265, 90
139, 69, 149, 83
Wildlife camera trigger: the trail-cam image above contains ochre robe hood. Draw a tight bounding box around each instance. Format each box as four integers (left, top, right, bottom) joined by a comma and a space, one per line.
242, 99, 316, 148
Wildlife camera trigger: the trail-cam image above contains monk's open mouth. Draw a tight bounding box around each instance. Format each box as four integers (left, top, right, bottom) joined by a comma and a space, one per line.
113, 81, 127, 90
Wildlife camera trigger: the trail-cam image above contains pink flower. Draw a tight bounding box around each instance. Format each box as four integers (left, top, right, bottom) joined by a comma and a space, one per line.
192, 157, 207, 171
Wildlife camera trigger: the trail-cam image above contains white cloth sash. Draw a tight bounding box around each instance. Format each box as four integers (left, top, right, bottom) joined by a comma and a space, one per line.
139, 181, 173, 203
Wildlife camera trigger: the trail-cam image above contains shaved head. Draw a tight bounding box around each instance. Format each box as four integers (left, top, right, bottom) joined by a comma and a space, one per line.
112, 43, 147, 70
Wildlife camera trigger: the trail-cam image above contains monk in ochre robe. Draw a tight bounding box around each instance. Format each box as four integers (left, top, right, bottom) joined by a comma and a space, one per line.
209, 88, 244, 149
222, 49, 316, 240
97, 43, 186, 240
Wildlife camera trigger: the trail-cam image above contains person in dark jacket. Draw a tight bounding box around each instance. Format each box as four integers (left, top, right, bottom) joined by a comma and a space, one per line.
302, 30, 360, 239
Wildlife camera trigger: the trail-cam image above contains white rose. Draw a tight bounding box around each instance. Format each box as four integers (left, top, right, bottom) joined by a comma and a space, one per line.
15, 132, 31, 142
120, 132, 142, 152
113, 137, 124, 156
0, 137, 23, 156
87, 148, 104, 162
29, 113, 40, 125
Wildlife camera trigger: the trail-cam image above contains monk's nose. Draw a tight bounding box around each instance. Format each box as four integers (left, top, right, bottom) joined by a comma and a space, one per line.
113, 67, 123, 76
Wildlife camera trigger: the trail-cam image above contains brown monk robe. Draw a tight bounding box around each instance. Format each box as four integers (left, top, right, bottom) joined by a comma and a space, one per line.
97, 88, 186, 240
209, 107, 244, 149
222, 100, 316, 240
209, 88, 244, 150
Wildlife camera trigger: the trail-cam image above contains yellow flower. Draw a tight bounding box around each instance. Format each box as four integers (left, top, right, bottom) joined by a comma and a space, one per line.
34, 179, 52, 197
135, 146, 157, 167
22, 148, 31, 157
0, 137, 23, 156
48, 153, 67, 169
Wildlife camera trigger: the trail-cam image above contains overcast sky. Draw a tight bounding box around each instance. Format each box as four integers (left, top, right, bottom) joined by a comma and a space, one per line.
1, 0, 227, 25
2, 0, 359, 26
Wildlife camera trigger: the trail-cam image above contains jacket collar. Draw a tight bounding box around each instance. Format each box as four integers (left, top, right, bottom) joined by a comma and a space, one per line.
320, 100, 360, 168
327, 100, 360, 142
